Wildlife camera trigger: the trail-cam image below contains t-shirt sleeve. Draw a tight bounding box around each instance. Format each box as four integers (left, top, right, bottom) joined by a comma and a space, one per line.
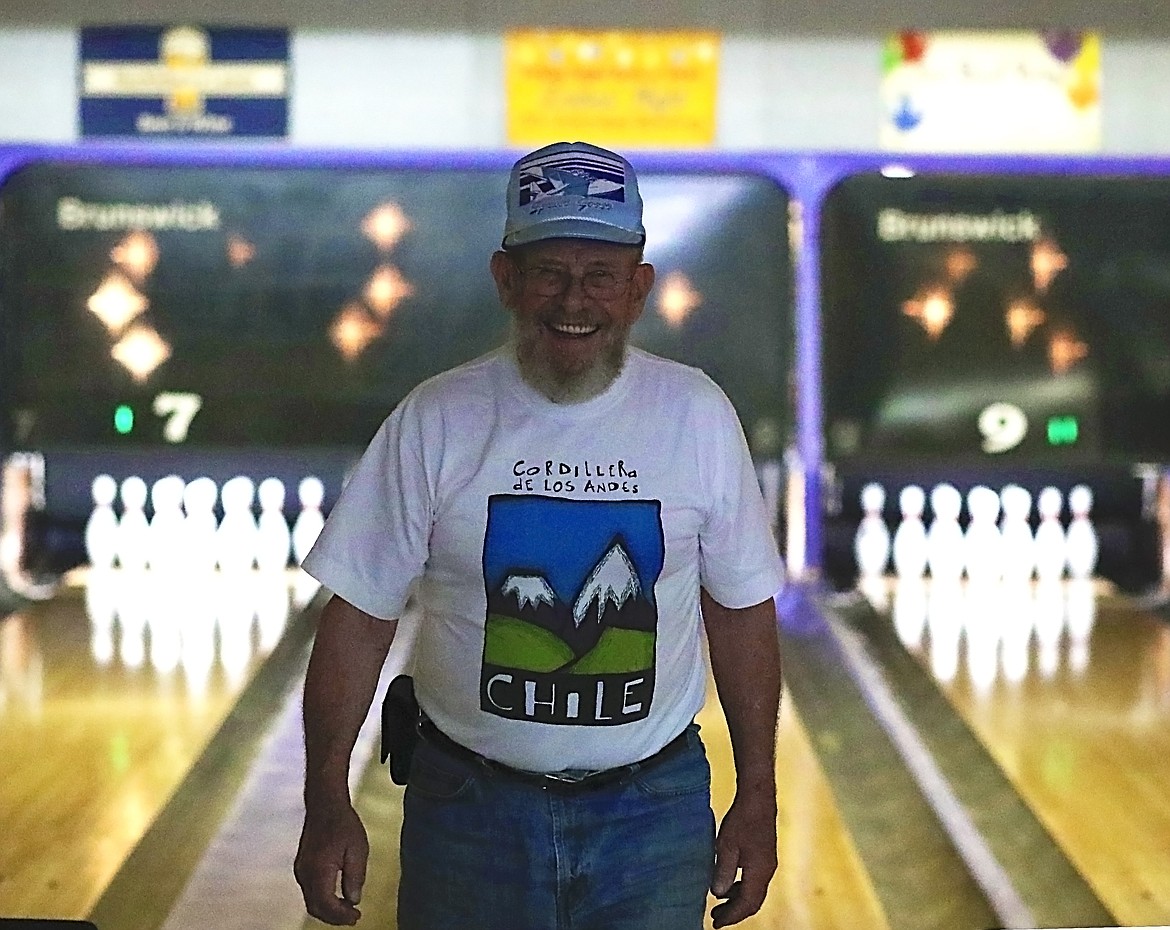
300, 399, 433, 620
697, 386, 786, 609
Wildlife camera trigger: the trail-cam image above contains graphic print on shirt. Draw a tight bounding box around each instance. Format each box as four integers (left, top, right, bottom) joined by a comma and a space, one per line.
481, 494, 664, 726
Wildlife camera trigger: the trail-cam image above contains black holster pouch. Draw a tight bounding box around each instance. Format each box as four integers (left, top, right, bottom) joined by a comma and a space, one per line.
380, 674, 421, 786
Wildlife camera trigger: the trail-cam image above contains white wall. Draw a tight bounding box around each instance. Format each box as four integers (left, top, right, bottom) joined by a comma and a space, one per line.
1, 26, 1168, 153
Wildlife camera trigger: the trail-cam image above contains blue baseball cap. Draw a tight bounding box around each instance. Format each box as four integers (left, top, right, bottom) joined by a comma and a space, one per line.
503, 141, 646, 249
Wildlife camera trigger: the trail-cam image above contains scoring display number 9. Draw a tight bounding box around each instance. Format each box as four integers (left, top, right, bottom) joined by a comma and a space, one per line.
153, 392, 203, 443
978, 402, 1028, 454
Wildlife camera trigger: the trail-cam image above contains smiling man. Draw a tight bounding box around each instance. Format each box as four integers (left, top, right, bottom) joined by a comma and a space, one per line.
294, 141, 785, 930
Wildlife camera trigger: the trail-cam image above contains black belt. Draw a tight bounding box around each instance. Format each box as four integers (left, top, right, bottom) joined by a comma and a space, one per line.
418, 717, 691, 792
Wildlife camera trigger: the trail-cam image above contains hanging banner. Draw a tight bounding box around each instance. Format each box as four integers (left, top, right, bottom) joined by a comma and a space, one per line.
505, 30, 720, 149
881, 30, 1101, 153
80, 25, 289, 138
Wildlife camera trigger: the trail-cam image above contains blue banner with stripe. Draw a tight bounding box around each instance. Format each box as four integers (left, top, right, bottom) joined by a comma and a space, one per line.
80, 26, 289, 138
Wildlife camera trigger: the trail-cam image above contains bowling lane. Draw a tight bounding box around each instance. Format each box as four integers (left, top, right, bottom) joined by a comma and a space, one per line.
887, 577, 1170, 926
0, 567, 306, 921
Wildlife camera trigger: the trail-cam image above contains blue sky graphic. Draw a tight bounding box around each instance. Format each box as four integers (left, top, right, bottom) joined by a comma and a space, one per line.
483, 495, 663, 606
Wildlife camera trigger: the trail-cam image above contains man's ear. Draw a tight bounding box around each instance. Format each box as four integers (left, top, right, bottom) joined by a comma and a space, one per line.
490, 250, 518, 307
627, 262, 656, 320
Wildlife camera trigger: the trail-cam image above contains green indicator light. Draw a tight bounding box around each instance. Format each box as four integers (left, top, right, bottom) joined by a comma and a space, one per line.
1047, 415, 1078, 445
114, 405, 134, 435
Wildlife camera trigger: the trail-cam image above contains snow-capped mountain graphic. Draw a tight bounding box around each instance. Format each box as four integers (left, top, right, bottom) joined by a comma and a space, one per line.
487, 534, 656, 662
573, 541, 639, 628
502, 573, 556, 611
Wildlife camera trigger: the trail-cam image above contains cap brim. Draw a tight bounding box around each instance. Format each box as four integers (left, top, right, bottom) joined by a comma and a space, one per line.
503, 216, 645, 249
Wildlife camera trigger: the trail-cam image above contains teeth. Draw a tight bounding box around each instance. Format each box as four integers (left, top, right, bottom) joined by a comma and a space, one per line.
550, 322, 599, 336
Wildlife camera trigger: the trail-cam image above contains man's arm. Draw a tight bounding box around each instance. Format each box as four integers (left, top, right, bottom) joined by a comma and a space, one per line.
701, 588, 782, 929
294, 594, 398, 926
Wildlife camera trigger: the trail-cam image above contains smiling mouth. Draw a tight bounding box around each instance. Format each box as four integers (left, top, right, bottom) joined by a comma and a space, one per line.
547, 321, 600, 337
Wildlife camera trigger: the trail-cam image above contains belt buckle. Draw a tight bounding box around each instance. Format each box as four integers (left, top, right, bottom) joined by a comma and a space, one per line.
541, 771, 591, 787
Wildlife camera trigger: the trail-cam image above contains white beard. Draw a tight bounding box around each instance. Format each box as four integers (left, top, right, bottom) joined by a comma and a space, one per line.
509, 320, 631, 404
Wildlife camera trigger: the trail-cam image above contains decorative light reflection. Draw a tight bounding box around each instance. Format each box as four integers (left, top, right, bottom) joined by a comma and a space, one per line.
87, 273, 149, 333
1048, 328, 1089, 374
110, 231, 160, 281
1031, 237, 1069, 294
656, 271, 702, 327
362, 202, 411, 252
111, 325, 172, 382
902, 287, 954, 340
1005, 298, 1047, 348
944, 247, 978, 283
363, 265, 414, 319
329, 302, 381, 362
227, 234, 257, 269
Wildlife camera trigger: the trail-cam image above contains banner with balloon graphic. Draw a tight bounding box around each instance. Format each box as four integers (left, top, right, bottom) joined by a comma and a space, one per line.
880, 30, 1101, 153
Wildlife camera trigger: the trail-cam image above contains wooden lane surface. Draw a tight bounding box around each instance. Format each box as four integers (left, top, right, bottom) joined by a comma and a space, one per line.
0, 569, 294, 921
898, 578, 1170, 926
697, 679, 891, 930
312, 676, 891, 930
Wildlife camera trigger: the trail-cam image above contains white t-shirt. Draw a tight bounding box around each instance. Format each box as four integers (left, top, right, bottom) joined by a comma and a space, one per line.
303, 346, 784, 773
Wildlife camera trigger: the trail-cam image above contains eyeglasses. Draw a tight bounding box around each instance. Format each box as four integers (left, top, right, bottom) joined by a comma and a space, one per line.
516, 265, 635, 300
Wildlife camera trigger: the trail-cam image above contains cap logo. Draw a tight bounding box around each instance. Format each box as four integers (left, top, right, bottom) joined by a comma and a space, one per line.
517, 151, 627, 207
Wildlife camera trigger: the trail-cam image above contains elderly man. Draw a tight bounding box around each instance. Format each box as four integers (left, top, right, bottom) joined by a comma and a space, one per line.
294, 141, 784, 930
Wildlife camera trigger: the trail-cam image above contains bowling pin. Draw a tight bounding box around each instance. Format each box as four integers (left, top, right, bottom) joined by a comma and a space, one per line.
963, 486, 1003, 582
927, 484, 965, 581
892, 485, 928, 578
1065, 484, 1099, 580
148, 475, 187, 573
85, 474, 120, 570
854, 482, 891, 580
182, 477, 220, 573
256, 477, 292, 573
217, 476, 260, 573
999, 485, 1037, 583
116, 476, 151, 571
1034, 487, 1067, 582
292, 476, 326, 565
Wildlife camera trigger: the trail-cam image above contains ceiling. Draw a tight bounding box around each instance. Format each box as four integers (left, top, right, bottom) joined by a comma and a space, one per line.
2, 0, 1169, 38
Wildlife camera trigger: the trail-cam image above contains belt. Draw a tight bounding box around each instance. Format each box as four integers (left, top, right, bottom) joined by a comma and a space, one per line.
418, 717, 691, 793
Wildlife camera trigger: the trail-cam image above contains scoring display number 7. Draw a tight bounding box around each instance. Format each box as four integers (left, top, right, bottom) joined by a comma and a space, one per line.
978, 402, 1027, 454
153, 392, 203, 443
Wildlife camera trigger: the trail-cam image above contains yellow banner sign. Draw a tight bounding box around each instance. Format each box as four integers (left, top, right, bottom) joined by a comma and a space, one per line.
505, 30, 720, 149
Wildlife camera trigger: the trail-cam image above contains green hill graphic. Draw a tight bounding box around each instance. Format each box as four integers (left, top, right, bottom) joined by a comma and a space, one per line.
484, 614, 575, 672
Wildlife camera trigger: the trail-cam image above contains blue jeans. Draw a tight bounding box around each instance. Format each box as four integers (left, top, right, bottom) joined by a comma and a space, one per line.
397, 722, 716, 930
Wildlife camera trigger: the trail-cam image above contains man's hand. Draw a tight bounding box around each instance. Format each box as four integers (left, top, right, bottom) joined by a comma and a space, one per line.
294, 802, 370, 926
710, 785, 779, 927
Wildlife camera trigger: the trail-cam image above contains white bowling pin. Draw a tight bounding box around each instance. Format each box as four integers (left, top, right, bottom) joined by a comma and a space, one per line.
217, 476, 260, 572
292, 476, 326, 565
927, 484, 965, 581
1033, 487, 1067, 582
892, 485, 928, 578
182, 477, 220, 573
116, 477, 151, 571
1065, 484, 1098, 580
963, 486, 1003, 582
85, 474, 120, 569
854, 482, 891, 580
256, 477, 292, 573
148, 475, 187, 573
999, 485, 1037, 583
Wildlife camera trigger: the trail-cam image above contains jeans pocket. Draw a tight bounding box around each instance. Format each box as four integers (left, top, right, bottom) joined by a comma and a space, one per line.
631, 727, 711, 798
407, 740, 477, 800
